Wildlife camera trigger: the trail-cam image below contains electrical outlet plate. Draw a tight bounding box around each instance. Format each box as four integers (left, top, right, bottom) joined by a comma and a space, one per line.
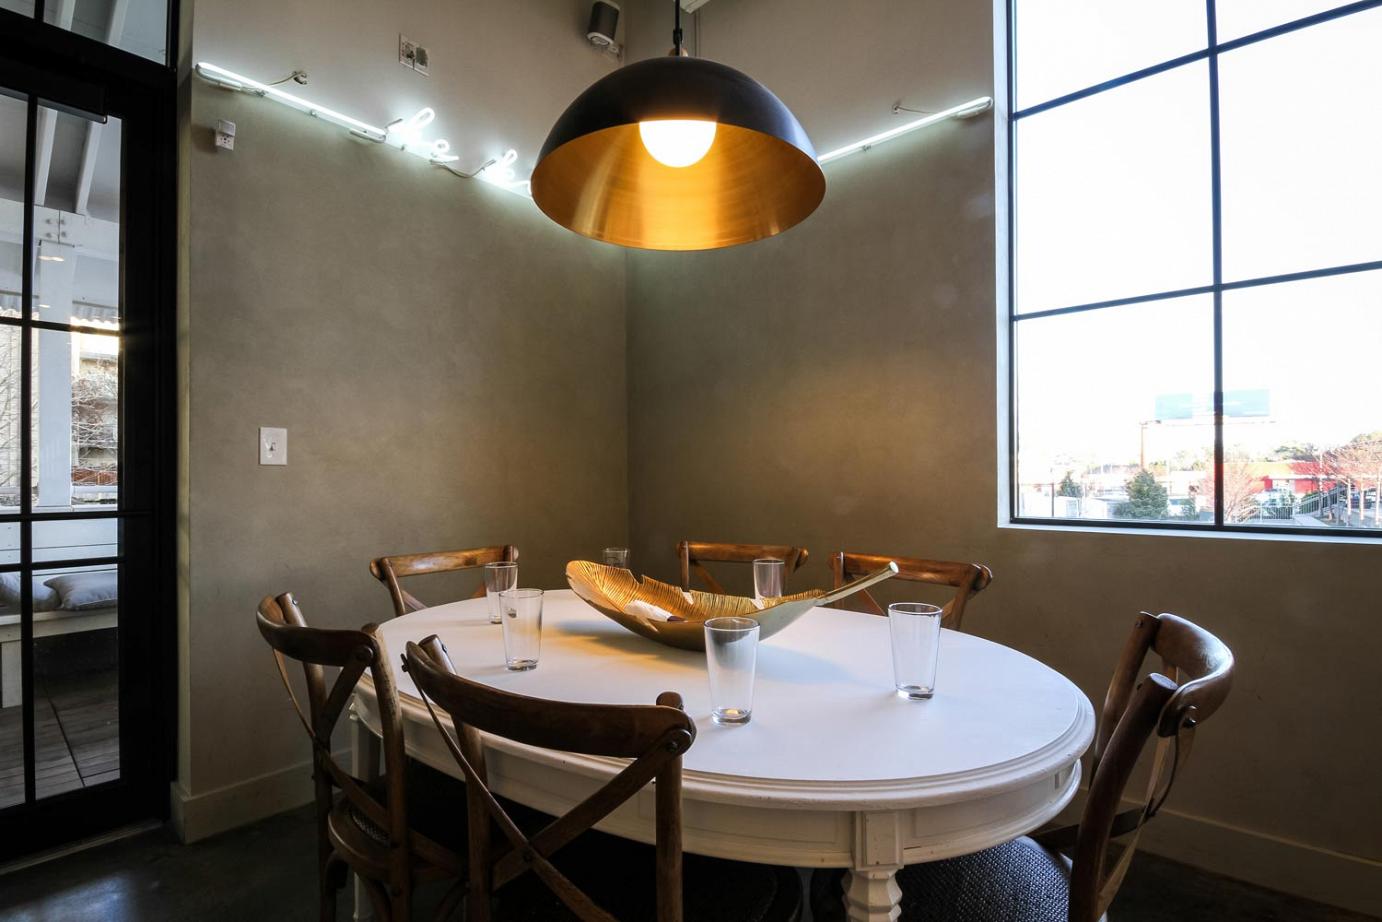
399, 34, 429, 75
214, 119, 236, 151
259, 427, 287, 466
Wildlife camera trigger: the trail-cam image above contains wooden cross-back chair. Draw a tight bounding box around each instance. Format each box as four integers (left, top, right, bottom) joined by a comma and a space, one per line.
369, 544, 518, 619
256, 594, 466, 922
813, 611, 1234, 922
828, 551, 992, 630
1056, 610, 1234, 922
676, 540, 809, 593
403, 636, 804, 922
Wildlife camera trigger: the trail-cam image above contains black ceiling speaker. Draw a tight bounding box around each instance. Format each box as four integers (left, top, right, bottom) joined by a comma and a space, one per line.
587, 1, 620, 48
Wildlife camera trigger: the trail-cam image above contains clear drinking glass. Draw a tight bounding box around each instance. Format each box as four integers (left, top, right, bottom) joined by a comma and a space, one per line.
499, 588, 543, 671
752, 558, 784, 602
704, 616, 760, 725
888, 603, 943, 699
603, 546, 630, 568
484, 561, 519, 624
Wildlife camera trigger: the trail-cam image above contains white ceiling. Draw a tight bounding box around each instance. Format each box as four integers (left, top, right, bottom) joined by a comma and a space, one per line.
0, 0, 165, 224
0, 102, 122, 225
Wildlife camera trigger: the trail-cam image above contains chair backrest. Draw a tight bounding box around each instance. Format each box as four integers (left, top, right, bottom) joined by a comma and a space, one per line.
403, 636, 696, 922
1064, 612, 1234, 922
829, 551, 992, 630
369, 544, 519, 618
676, 540, 809, 593
255, 593, 412, 868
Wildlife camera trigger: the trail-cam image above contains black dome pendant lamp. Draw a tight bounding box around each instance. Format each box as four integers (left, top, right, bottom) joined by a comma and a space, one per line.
531, 0, 825, 251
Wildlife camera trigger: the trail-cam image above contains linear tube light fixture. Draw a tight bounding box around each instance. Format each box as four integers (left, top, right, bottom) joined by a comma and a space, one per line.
195, 62, 387, 141
815, 96, 993, 165
193, 61, 530, 195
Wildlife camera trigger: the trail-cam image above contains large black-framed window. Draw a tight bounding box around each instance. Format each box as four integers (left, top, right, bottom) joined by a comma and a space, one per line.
1007, 0, 1382, 537
0, 2, 175, 860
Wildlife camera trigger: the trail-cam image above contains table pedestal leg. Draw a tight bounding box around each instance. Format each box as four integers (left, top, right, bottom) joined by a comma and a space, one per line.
843, 868, 903, 922
350, 708, 378, 922
847, 810, 904, 921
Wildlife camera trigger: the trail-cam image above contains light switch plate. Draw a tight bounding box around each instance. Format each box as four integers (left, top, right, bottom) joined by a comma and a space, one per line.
259, 427, 287, 466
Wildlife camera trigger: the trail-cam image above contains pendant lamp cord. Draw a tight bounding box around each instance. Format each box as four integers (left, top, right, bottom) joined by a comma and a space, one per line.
672, 0, 683, 55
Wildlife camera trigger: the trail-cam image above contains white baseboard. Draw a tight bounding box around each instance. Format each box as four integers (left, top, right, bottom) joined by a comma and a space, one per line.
169, 749, 347, 844
1137, 805, 1382, 918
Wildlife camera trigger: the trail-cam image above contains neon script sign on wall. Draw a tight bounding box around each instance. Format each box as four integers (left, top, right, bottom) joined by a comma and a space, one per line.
193, 62, 531, 197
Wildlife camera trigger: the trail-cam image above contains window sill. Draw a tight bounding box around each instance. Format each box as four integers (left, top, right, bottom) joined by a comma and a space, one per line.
1000, 519, 1382, 546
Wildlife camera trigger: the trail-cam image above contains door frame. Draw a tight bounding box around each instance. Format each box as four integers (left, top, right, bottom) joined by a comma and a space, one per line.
0, 5, 177, 861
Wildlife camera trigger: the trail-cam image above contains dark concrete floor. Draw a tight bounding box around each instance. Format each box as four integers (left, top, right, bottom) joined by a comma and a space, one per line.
0, 804, 1375, 922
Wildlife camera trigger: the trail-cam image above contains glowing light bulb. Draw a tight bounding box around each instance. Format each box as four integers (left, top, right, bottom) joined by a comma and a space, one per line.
638, 120, 717, 167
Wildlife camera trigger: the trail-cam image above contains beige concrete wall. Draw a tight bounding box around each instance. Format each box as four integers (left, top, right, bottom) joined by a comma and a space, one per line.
624, 5, 1382, 913
176, 0, 631, 832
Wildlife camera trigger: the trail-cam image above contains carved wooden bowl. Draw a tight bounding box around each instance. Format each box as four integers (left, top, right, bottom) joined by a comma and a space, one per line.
565, 559, 897, 652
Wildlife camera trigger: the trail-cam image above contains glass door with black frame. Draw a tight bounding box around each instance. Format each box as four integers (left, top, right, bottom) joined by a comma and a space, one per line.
0, 63, 170, 861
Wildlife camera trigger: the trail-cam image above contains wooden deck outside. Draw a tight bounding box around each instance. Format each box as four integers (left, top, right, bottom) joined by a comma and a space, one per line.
0, 667, 119, 809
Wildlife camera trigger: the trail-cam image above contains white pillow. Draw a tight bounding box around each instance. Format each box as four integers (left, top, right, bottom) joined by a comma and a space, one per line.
0, 573, 61, 612
44, 572, 119, 612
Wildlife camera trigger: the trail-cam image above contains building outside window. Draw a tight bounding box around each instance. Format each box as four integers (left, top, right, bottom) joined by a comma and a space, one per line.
1008, 1, 1382, 533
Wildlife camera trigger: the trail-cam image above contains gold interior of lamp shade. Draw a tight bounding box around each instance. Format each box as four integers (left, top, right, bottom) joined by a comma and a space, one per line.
531, 122, 826, 251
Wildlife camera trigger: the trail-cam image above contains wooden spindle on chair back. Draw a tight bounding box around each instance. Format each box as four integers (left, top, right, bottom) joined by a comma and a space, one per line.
403, 635, 696, 922
828, 551, 992, 630
369, 544, 519, 618
676, 541, 809, 593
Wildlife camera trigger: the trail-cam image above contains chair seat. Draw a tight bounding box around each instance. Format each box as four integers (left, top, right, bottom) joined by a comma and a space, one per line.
812, 837, 1094, 922
893, 836, 1074, 922
328, 762, 469, 879
493, 828, 802, 921
335, 758, 547, 876
328, 760, 575, 880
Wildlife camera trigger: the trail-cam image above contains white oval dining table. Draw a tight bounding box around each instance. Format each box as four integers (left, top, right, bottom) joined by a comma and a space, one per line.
351, 589, 1094, 922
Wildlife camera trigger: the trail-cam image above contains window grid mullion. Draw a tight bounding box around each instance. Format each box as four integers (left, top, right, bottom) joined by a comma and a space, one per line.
1007, 0, 1020, 524
1014, 258, 1382, 322
19, 94, 37, 806
1208, 0, 1225, 528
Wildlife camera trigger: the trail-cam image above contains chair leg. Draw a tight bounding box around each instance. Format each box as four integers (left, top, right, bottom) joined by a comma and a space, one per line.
315, 775, 335, 921
320, 855, 347, 922
432, 880, 468, 922
361, 878, 392, 922
320, 878, 336, 922
810, 868, 847, 922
